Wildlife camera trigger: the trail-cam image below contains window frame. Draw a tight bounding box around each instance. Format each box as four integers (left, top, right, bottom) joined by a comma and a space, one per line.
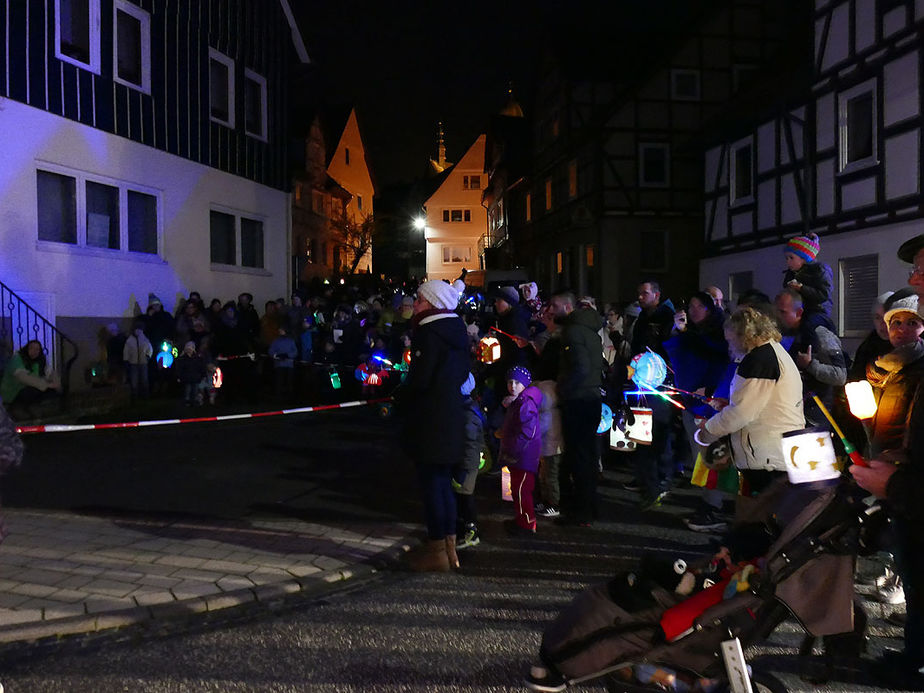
55, 0, 102, 74
671, 68, 701, 101
35, 161, 162, 259
729, 136, 755, 206
112, 0, 151, 94
638, 143, 671, 188
727, 270, 754, 306
242, 68, 268, 141
209, 204, 268, 272
838, 79, 879, 174
208, 48, 236, 129
838, 253, 879, 338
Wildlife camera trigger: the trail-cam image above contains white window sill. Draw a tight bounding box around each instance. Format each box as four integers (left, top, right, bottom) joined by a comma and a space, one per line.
245, 131, 268, 143
36, 240, 164, 263
210, 263, 271, 276
114, 75, 151, 95
210, 116, 235, 129
838, 157, 880, 176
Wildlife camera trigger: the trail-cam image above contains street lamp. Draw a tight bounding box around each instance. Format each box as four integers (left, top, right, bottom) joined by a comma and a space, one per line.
412, 216, 426, 231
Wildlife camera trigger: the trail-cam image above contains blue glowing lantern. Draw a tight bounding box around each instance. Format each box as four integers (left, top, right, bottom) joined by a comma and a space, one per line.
598, 403, 613, 435
156, 341, 175, 368
630, 351, 667, 390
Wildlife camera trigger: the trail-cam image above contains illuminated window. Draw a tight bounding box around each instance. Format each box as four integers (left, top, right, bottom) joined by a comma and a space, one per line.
639, 143, 670, 187
838, 80, 877, 172
729, 138, 754, 205
442, 246, 472, 263
209, 49, 235, 128
443, 209, 470, 222
114, 0, 151, 93
556, 251, 563, 274
525, 193, 531, 222
586, 244, 595, 267
36, 166, 160, 256
545, 179, 552, 211
55, 0, 101, 74
210, 209, 265, 269
244, 69, 268, 141
568, 161, 578, 198
671, 69, 700, 101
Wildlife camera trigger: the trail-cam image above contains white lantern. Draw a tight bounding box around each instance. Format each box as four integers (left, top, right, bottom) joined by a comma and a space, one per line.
608, 407, 654, 452
501, 466, 513, 501
845, 380, 877, 420
780, 427, 841, 484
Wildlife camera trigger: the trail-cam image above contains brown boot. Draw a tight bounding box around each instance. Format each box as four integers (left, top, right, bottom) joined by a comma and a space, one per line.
407, 539, 450, 572
445, 535, 460, 569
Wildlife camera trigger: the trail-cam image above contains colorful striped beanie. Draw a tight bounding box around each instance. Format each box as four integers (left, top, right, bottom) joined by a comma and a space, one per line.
785, 233, 820, 263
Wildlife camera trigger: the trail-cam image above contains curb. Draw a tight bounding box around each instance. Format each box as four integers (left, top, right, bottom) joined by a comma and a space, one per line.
0, 537, 417, 647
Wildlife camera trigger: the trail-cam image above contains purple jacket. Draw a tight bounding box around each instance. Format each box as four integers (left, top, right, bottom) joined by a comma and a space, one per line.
499, 385, 543, 473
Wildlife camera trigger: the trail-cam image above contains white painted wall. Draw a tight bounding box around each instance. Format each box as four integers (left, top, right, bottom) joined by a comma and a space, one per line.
422, 134, 488, 282
0, 100, 289, 318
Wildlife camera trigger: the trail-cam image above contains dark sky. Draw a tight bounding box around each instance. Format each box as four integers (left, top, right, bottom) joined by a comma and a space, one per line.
294, 1, 710, 189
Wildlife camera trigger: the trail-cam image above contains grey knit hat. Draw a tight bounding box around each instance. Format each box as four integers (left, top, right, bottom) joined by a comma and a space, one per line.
884, 293, 922, 325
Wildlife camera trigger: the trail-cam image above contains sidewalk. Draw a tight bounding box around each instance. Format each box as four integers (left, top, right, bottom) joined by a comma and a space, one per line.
0, 508, 415, 644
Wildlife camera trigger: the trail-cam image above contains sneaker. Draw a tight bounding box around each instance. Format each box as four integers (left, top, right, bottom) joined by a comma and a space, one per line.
875, 574, 906, 605
537, 505, 560, 518
457, 525, 480, 549
684, 509, 728, 533
622, 480, 642, 492
525, 664, 566, 692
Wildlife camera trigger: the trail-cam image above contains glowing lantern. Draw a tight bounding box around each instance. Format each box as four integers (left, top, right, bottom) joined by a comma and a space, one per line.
355, 366, 368, 382
598, 403, 613, 435
402, 349, 412, 367
609, 408, 654, 452
780, 427, 841, 484
478, 336, 502, 364
329, 369, 341, 390
211, 367, 223, 389
156, 341, 176, 368
501, 466, 512, 501
366, 373, 381, 386
629, 351, 667, 390
845, 380, 877, 420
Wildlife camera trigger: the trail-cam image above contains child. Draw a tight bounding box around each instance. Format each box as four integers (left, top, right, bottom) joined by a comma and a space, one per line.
498, 365, 543, 534
783, 233, 833, 316
123, 322, 153, 400
175, 341, 207, 406
533, 379, 563, 518
455, 373, 485, 549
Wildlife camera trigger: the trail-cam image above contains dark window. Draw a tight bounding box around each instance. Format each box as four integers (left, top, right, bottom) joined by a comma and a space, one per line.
442, 209, 450, 222
357, 195, 362, 211
37, 171, 77, 244
244, 74, 264, 138
345, 148, 350, 165
463, 209, 471, 222
115, 8, 142, 86
86, 181, 120, 249
127, 190, 158, 254
847, 92, 874, 163
210, 210, 236, 264
734, 145, 753, 200
451, 209, 463, 222
209, 58, 231, 122
59, 0, 91, 65
640, 145, 668, 186
241, 218, 264, 268
729, 271, 753, 305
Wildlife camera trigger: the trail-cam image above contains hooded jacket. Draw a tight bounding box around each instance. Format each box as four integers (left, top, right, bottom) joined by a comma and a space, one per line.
864, 340, 924, 457
703, 340, 805, 471
400, 312, 470, 466
558, 308, 604, 402
499, 385, 543, 473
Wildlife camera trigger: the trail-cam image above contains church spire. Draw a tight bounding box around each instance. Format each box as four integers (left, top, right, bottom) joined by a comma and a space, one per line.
437, 121, 446, 169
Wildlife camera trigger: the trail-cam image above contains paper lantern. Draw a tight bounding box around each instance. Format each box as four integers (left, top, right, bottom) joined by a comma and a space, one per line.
609, 408, 654, 451
501, 466, 512, 501
478, 336, 502, 364
780, 427, 841, 484
155, 343, 174, 369
630, 351, 667, 390
211, 367, 223, 389
845, 380, 877, 420
598, 403, 613, 435
366, 372, 381, 386
329, 369, 342, 390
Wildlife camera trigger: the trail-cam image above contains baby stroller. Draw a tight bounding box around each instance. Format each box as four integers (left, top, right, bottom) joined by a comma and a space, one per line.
526, 477, 869, 693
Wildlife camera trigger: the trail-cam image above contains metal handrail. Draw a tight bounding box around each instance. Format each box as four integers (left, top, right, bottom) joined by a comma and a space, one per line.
0, 281, 79, 409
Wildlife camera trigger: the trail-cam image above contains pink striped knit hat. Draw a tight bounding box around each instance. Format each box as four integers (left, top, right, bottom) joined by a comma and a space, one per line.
785, 233, 820, 262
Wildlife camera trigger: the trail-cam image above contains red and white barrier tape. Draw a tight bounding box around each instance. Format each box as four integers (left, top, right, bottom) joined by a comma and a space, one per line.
16, 397, 392, 435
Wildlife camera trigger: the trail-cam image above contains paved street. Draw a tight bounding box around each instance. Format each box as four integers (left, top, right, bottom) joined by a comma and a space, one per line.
0, 405, 913, 691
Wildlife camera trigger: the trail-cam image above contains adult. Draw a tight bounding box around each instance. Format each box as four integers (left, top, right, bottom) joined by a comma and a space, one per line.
663, 291, 731, 530
697, 307, 805, 497
851, 232, 924, 690
123, 322, 153, 399
630, 280, 674, 360
399, 280, 469, 572
849, 291, 896, 381
775, 288, 847, 427
142, 293, 176, 396
236, 292, 261, 348
0, 340, 60, 412
548, 291, 603, 526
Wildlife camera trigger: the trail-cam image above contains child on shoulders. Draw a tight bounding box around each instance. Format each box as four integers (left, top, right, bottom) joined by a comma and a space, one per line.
783, 233, 833, 316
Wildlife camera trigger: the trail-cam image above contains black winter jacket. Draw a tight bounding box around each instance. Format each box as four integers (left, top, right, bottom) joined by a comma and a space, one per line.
558, 308, 603, 402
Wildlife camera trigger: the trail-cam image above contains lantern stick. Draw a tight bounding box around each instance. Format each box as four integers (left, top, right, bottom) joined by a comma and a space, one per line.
810, 394, 867, 467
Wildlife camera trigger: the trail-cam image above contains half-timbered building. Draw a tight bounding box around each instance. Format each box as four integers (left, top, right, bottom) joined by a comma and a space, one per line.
701, 0, 924, 344
0, 0, 308, 389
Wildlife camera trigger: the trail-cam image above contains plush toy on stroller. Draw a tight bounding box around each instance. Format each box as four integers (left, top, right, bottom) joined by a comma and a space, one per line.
526, 428, 870, 693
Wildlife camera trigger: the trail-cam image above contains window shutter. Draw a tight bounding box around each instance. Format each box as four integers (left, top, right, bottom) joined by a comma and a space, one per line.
839, 254, 878, 335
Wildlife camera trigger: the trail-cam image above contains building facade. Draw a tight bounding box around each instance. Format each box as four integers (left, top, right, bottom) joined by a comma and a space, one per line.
701, 0, 924, 344
0, 0, 308, 387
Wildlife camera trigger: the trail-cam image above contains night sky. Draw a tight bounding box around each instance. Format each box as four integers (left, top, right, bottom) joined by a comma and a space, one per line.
295, 1, 713, 188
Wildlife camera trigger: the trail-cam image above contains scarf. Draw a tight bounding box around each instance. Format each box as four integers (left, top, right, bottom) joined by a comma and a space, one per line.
867, 339, 924, 388
410, 308, 457, 331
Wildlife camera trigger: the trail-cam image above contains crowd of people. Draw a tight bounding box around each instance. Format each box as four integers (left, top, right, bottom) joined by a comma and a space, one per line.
395, 231, 924, 690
